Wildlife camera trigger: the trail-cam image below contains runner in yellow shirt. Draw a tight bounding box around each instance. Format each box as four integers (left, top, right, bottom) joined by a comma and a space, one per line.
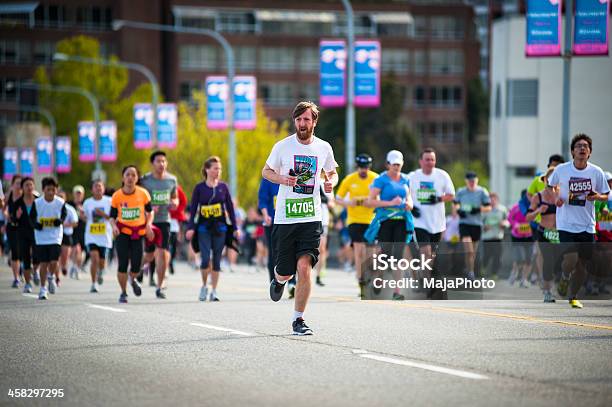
335, 154, 378, 298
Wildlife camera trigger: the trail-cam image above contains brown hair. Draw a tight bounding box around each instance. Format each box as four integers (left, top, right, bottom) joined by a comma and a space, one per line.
292, 101, 319, 122
202, 156, 221, 179
541, 166, 556, 182
570, 133, 592, 151
420, 147, 436, 159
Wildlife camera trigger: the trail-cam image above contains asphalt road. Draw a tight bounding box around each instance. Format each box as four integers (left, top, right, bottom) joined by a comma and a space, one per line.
1, 261, 611, 407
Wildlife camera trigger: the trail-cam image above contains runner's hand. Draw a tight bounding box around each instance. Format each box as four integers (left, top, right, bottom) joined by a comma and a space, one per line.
282, 175, 297, 187
539, 204, 549, 214
145, 225, 154, 241
185, 229, 194, 241
16, 207, 22, 218
112, 224, 120, 237
322, 172, 333, 193
586, 192, 599, 202
412, 206, 421, 218
470, 206, 481, 215
556, 198, 565, 207
458, 209, 467, 219
389, 196, 403, 207
263, 214, 272, 226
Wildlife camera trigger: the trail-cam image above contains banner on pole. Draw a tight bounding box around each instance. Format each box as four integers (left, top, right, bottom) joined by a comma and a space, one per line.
55, 136, 71, 173
134, 103, 154, 149
3, 148, 18, 180
319, 40, 347, 107
36, 137, 53, 174
20, 148, 34, 177
157, 103, 178, 148
573, 0, 610, 56
99, 121, 117, 162
206, 76, 229, 130
78, 121, 96, 162
233, 76, 257, 130
525, 0, 562, 57
354, 40, 381, 107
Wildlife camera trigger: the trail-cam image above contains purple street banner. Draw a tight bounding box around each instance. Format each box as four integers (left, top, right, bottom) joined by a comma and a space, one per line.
319, 40, 347, 107
233, 76, 257, 130
134, 103, 154, 149
354, 40, 381, 107
36, 137, 53, 174
20, 148, 34, 177
573, 0, 610, 56
3, 148, 18, 180
525, 0, 562, 57
99, 121, 117, 162
206, 76, 229, 130
157, 103, 178, 148
55, 136, 71, 174
78, 121, 96, 162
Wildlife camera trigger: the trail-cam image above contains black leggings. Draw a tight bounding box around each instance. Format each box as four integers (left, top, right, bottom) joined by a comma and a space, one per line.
7, 226, 20, 261
18, 229, 37, 270
378, 219, 408, 259
115, 233, 144, 274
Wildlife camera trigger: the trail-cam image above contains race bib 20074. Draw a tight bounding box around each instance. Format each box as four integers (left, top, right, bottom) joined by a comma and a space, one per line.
285, 197, 315, 218
121, 207, 141, 221
416, 181, 435, 204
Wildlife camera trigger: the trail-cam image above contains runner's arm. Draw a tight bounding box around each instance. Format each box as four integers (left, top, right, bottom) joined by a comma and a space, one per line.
525, 195, 542, 223
365, 187, 401, 208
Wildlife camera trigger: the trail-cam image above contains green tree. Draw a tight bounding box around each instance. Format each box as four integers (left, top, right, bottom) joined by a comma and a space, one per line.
166, 92, 287, 210
316, 73, 417, 176
447, 159, 490, 192
33, 35, 152, 190
466, 77, 489, 146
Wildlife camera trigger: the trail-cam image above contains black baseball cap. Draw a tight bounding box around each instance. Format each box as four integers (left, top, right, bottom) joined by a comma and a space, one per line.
465, 171, 477, 179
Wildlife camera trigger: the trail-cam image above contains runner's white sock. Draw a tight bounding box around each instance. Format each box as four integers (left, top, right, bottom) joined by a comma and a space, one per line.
275, 278, 287, 285
293, 311, 304, 322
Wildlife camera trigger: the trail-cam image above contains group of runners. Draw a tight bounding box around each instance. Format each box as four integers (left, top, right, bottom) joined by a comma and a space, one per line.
2, 101, 610, 335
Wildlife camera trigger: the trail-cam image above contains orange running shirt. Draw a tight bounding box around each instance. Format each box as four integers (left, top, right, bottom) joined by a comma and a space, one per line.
111, 186, 151, 233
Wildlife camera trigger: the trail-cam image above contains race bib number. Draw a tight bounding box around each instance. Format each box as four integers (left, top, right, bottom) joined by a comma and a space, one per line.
568, 177, 592, 207
90, 223, 106, 235
543, 228, 559, 244
151, 190, 171, 206
40, 218, 56, 228
121, 207, 141, 221
285, 198, 315, 218
200, 203, 222, 218
518, 223, 531, 234
416, 182, 435, 204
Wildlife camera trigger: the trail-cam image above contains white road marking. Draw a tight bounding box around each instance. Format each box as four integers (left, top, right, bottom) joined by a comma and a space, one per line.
190, 322, 254, 336
359, 353, 488, 380
85, 304, 127, 313
351, 349, 369, 354
22, 293, 38, 299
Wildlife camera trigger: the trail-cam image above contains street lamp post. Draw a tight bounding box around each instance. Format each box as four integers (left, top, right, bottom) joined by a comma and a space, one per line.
1, 104, 57, 177
53, 53, 160, 148
342, 0, 356, 173
112, 19, 238, 198
21, 82, 103, 181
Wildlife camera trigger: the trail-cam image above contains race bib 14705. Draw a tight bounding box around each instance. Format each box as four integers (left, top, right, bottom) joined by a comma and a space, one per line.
285, 197, 315, 218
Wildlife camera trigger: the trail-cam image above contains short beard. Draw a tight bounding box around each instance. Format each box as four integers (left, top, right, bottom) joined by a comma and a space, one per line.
297, 128, 313, 140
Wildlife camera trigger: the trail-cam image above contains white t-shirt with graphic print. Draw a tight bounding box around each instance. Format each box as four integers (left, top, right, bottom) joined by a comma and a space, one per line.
266, 134, 338, 225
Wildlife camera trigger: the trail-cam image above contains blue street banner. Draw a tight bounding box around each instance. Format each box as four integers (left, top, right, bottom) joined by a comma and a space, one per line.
573, 0, 609, 56
206, 76, 229, 130
55, 136, 71, 174
319, 40, 347, 107
157, 103, 178, 148
134, 103, 154, 149
78, 121, 96, 162
3, 148, 18, 180
233, 76, 257, 130
354, 40, 381, 107
20, 148, 34, 177
525, 0, 562, 57
99, 121, 117, 162
36, 137, 53, 174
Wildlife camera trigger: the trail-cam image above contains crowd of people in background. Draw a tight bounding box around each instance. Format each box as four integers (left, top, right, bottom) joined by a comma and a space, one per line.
1, 130, 610, 311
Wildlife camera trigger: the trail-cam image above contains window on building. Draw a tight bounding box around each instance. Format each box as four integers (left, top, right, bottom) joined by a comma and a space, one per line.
220, 46, 256, 71
430, 16, 464, 40
382, 48, 409, 74
0, 40, 30, 65
34, 41, 55, 65
299, 48, 319, 72
414, 86, 426, 107
218, 11, 255, 33
259, 82, 295, 106
298, 82, 319, 103
429, 49, 463, 74
413, 49, 427, 74
180, 17, 215, 30
506, 79, 538, 117
514, 167, 536, 177
179, 45, 217, 71
414, 15, 428, 38
335, 15, 374, 37
0, 78, 19, 101
259, 47, 295, 71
